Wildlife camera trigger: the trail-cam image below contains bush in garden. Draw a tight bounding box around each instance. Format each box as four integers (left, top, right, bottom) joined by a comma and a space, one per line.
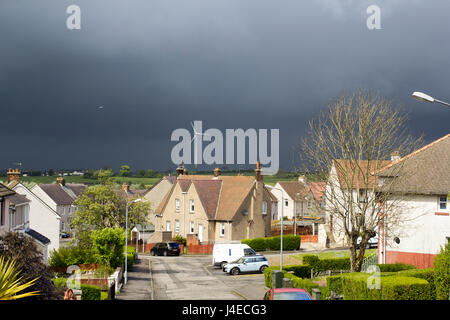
81, 284, 101, 300
91, 228, 125, 269
397, 268, 435, 299
242, 235, 300, 251
283, 265, 312, 279
433, 243, 450, 300
302, 255, 319, 266
377, 263, 416, 272
49, 246, 97, 267
283, 272, 319, 295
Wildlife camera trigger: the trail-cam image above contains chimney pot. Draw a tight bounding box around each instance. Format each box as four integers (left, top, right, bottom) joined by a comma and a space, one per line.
255, 161, 263, 182
390, 151, 401, 162
298, 175, 306, 183
214, 168, 222, 177
7, 168, 21, 183
56, 176, 65, 186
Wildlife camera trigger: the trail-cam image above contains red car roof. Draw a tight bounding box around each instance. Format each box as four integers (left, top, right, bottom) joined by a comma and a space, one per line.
272, 288, 308, 293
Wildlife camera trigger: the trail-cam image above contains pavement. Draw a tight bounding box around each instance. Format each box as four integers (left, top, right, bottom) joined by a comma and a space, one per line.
116, 256, 152, 300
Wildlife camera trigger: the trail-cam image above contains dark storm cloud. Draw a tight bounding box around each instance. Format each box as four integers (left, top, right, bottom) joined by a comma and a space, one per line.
0, 0, 449, 172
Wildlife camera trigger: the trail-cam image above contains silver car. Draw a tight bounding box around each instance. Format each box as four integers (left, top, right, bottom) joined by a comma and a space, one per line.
224, 255, 269, 275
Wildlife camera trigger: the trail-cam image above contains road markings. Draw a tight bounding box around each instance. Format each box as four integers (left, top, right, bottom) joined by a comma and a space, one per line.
232, 290, 249, 300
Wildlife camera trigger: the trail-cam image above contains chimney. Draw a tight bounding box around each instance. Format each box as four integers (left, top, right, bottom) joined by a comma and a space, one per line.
390, 151, 401, 162
56, 176, 65, 186
213, 168, 222, 177
122, 183, 130, 193
298, 175, 306, 183
7, 168, 21, 183
176, 164, 185, 176
254, 161, 263, 182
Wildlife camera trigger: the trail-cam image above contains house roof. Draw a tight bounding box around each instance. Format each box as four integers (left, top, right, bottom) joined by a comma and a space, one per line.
24, 228, 50, 245
64, 184, 86, 197
277, 181, 310, 200
376, 133, 450, 195
156, 174, 272, 221
38, 184, 78, 205
333, 159, 392, 189
8, 193, 30, 206
0, 183, 15, 197
307, 182, 326, 202
142, 175, 177, 196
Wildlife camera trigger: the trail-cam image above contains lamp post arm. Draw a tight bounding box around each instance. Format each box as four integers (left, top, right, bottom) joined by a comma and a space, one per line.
435, 99, 450, 107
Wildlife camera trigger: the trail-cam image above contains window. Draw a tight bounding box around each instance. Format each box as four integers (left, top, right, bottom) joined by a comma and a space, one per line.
175, 220, 180, 233
175, 198, 180, 212
189, 221, 194, 233
262, 201, 267, 215
0, 198, 4, 226
189, 200, 195, 213
284, 200, 289, 207
359, 189, 367, 203
220, 223, 225, 237
244, 248, 256, 256
307, 199, 312, 209
439, 196, 447, 211
166, 221, 171, 231
61, 222, 65, 231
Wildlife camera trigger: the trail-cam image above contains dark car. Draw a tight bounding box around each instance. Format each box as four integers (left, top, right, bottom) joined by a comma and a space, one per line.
60, 231, 70, 238
263, 288, 313, 300
150, 242, 180, 256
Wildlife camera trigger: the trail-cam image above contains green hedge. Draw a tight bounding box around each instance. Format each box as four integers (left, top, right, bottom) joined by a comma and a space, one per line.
302, 255, 350, 273
302, 255, 319, 266
241, 235, 300, 251
327, 273, 433, 300
52, 278, 102, 300
397, 268, 435, 299
49, 246, 98, 267
81, 284, 102, 300
377, 263, 416, 272
283, 265, 312, 279
433, 244, 450, 300
263, 267, 318, 294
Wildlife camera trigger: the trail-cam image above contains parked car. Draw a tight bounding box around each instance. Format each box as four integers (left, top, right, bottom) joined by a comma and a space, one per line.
212, 243, 257, 268
223, 255, 268, 275
60, 231, 70, 238
263, 288, 313, 300
356, 232, 378, 249
150, 242, 180, 256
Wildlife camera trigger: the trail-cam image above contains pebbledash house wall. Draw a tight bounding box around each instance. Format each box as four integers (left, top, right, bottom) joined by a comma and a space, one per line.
143, 178, 173, 231
380, 194, 450, 268
160, 182, 211, 242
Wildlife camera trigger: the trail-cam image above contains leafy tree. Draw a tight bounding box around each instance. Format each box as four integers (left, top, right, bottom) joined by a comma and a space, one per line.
120, 165, 131, 177
70, 183, 150, 247
145, 169, 157, 178
434, 243, 449, 300
138, 169, 146, 177
91, 228, 125, 269
0, 232, 57, 300
96, 169, 115, 184
83, 169, 95, 179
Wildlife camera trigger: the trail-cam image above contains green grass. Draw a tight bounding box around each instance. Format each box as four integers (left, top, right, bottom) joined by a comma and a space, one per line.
293, 249, 377, 264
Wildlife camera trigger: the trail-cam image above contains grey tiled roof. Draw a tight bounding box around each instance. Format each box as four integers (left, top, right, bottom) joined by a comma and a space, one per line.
25, 228, 51, 245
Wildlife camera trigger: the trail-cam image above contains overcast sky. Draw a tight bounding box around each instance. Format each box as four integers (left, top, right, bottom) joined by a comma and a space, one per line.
0, 0, 449, 172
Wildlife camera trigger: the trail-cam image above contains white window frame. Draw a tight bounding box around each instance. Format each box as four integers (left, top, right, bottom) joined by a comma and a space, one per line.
166, 221, 171, 232
175, 219, 180, 233
262, 201, 267, 215
190, 221, 194, 234
189, 199, 195, 213
220, 223, 225, 237
175, 198, 180, 212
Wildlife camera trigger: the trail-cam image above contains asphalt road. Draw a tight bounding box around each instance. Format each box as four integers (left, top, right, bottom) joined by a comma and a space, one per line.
150, 255, 267, 300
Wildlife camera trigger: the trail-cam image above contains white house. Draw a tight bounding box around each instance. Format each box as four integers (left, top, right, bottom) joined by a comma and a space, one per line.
376, 134, 450, 268
0, 183, 17, 236
31, 176, 85, 233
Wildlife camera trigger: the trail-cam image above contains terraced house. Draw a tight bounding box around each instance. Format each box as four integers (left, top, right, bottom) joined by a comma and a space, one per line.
154, 163, 276, 243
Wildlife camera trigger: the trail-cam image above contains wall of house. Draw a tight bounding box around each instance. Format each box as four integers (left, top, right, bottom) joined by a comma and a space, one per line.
381, 194, 449, 268
13, 184, 61, 257
0, 197, 11, 236
273, 184, 294, 219
143, 179, 172, 230
160, 182, 210, 243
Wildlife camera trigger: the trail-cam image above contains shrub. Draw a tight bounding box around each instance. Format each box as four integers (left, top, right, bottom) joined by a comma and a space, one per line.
242, 235, 300, 251
397, 268, 435, 299
302, 255, 320, 266
264, 266, 277, 288
81, 284, 101, 300
337, 273, 433, 300
377, 263, 416, 272
49, 246, 97, 267
316, 258, 350, 272
283, 265, 312, 279
433, 243, 450, 300
283, 272, 319, 295
126, 253, 135, 269
326, 275, 344, 295
91, 228, 125, 269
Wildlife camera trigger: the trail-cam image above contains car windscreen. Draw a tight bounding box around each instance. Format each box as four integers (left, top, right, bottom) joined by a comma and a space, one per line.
168, 242, 179, 248
273, 292, 311, 300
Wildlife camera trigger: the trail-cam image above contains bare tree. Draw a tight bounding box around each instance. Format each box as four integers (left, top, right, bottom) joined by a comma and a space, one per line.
298, 90, 423, 272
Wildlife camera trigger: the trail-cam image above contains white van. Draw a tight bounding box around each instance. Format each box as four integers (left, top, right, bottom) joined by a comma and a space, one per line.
212, 243, 257, 268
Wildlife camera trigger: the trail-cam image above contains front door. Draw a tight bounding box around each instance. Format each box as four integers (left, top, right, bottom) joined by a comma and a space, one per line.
198, 224, 203, 243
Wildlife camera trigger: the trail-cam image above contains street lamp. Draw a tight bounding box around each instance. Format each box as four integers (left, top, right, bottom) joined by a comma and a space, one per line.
124, 197, 141, 285
265, 184, 284, 271
412, 91, 450, 107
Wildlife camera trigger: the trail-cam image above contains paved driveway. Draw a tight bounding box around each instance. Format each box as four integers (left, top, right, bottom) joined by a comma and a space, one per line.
150, 255, 267, 300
